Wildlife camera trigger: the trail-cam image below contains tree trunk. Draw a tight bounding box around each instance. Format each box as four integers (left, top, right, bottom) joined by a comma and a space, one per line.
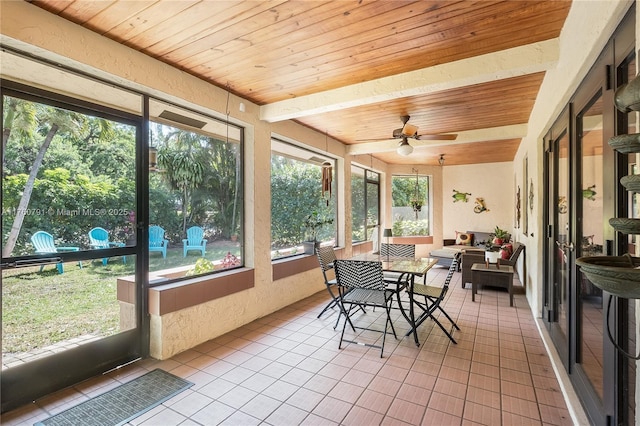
2, 98, 18, 166
2, 124, 58, 257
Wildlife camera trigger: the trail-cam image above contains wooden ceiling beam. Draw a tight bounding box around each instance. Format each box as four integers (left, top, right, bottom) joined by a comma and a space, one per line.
260, 39, 559, 123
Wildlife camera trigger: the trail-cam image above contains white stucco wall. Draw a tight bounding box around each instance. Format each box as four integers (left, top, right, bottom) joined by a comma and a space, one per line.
442, 162, 514, 239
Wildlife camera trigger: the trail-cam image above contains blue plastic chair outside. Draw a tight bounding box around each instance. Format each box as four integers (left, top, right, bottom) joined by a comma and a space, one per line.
88, 227, 126, 266
30, 231, 82, 274
149, 225, 168, 258
182, 226, 207, 257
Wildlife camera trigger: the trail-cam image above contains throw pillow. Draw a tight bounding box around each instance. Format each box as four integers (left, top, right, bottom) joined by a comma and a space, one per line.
455, 231, 473, 246
500, 243, 513, 260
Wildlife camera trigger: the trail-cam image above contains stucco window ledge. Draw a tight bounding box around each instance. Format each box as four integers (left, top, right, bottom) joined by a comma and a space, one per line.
116, 267, 255, 320
271, 246, 349, 280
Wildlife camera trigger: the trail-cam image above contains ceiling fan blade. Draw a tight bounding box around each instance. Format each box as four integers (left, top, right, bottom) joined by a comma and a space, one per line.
416, 133, 458, 141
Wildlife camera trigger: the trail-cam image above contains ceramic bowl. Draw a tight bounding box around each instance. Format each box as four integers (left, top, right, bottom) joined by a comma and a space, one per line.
608, 133, 640, 154
609, 217, 640, 234
576, 254, 640, 299
620, 174, 640, 192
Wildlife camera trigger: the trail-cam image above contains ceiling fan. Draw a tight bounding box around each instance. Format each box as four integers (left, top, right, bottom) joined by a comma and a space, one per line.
358, 115, 457, 156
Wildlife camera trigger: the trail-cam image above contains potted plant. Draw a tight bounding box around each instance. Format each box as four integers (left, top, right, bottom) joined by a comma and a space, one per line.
303, 211, 333, 254
492, 226, 509, 245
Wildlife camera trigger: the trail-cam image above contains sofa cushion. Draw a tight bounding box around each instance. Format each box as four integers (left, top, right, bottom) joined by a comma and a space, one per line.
431, 246, 484, 258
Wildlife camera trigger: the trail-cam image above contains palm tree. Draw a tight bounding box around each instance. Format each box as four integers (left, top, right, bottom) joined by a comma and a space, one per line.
2, 99, 113, 256
155, 128, 208, 235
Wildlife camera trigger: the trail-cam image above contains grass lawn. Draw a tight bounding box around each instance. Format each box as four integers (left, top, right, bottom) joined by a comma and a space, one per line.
2, 240, 241, 355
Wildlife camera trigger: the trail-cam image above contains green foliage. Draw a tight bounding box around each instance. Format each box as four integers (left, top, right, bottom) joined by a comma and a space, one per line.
2, 168, 135, 255
392, 218, 429, 236
186, 257, 215, 276
152, 123, 242, 240
392, 175, 427, 207
493, 226, 509, 239
270, 154, 335, 249
303, 211, 334, 242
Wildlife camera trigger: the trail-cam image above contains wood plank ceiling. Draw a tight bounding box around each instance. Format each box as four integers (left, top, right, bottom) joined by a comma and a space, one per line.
30, 0, 572, 166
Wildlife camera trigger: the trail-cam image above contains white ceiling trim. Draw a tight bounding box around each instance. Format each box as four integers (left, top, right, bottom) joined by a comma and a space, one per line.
260, 39, 559, 123
346, 123, 528, 154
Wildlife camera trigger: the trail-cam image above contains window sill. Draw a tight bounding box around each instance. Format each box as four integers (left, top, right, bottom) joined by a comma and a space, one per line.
116, 267, 255, 316
272, 251, 332, 281
389, 236, 434, 245
271, 240, 374, 280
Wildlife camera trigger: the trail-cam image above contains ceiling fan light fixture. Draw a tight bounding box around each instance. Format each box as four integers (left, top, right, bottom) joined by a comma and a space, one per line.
401, 123, 418, 137
397, 140, 413, 156
438, 154, 445, 166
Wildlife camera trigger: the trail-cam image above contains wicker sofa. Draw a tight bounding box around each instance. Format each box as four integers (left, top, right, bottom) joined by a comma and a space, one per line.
460, 242, 525, 288
429, 231, 494, 270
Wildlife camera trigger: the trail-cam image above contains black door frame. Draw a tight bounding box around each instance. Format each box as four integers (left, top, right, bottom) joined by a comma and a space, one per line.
0, 80, 148, 413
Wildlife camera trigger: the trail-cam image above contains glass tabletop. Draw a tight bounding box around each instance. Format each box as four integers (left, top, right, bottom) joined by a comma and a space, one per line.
349, 253, 438, 275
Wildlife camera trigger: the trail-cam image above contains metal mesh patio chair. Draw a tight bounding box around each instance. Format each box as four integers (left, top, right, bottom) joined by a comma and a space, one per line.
334, 259, 398, 357
315, 246, 364, 331
379, 242, 416, 301
409, 252, 461, 344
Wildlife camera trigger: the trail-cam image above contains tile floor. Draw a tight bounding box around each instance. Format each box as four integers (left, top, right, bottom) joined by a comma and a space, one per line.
3, 267, 574, 425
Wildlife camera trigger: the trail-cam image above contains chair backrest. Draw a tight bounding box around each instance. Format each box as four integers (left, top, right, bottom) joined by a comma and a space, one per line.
380, 243, 415, 258
443, 252, 461, 288
149, 226, 165, 247
31, 231, 57, 253
510, 243, 525, 262
88, 227, 109, 246
316, 246, 337, 272
334, 260, 385, 291
186, 226, 204, 244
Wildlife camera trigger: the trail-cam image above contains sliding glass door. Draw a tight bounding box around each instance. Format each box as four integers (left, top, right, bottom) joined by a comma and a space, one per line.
1, 77, 144, 412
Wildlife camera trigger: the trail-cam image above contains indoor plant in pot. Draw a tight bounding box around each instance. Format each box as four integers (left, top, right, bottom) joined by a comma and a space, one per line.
492, 226, 509, 245
303, 211, 333, 254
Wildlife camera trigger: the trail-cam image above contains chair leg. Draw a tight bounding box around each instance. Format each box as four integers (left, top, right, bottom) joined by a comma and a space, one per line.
436, 305, 461, 331
102, 257, 108, 266
56, 262, 64, 274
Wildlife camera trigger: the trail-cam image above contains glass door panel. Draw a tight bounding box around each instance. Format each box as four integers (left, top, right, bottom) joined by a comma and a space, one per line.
544, 116, 571, 368
1, 89, 141, 412
555, 131, 571, 345
577, 92, 604, 399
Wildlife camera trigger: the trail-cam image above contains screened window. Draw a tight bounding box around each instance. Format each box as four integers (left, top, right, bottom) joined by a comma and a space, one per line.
391, 173, 430, 236
351, 165, 379, 242
148, 99, 243, 278
271, 139, 336, 259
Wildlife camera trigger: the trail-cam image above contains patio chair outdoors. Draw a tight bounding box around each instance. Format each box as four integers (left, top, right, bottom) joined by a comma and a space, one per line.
409, 252, 461, 344
149, 225, 168, 258
30, 231, 82, 274
182, 226, 207, 257
88, 227, 126, 266
334, 259, 398, 357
